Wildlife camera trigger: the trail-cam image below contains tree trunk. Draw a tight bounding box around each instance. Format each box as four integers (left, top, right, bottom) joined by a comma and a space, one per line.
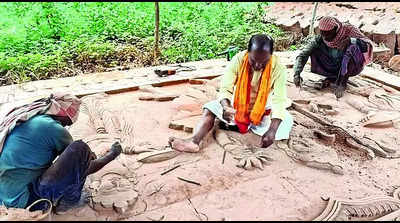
309, 2, 319, 36
154, 2, 160, 63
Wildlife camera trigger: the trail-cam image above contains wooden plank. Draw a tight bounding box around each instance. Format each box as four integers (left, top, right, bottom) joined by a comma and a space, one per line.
152, 79, 188, 87
105, 86, 140, 95
361, 67, 400, 91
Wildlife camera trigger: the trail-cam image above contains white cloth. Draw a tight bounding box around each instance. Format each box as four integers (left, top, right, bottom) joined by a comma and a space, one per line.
202, 100, 293, 139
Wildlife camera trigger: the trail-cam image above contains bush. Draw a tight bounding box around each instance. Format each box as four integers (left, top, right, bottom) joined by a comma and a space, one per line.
0, 2, 283, 85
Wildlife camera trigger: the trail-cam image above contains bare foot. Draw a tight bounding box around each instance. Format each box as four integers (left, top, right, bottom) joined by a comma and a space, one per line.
168, 137, 200, 153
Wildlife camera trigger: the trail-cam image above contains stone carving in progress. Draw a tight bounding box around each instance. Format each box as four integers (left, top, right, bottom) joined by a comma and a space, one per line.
314, 187, 400, 221
213, 127, 275, 171
81, 94, 139, 155
291, 102, 399, 159
87, 165, 139, 214
276, 137, 344, 175
79, 94, 142, 214
213, 124, 343, 174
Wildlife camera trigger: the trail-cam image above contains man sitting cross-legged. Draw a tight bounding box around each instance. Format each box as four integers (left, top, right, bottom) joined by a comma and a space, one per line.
169, 34, 294, 153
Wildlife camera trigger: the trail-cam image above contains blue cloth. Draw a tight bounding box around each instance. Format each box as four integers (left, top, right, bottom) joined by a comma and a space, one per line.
0, 115, 72, 208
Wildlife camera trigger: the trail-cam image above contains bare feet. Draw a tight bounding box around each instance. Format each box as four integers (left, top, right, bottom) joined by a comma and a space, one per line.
168, 137, 200, 153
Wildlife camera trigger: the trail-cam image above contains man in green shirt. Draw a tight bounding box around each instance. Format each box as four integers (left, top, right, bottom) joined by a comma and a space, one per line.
293, 16, 373, 98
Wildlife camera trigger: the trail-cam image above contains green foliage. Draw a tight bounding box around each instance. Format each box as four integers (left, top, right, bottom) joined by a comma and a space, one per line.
0, 2, 283, 85
289, 45, 298, 51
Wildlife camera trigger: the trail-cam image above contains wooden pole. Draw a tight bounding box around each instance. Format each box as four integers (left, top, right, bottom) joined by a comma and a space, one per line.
154, 2, 160, 63
309, 2, 319, 36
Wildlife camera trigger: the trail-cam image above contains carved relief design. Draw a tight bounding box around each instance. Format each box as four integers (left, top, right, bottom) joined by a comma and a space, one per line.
314, 187, 400, 221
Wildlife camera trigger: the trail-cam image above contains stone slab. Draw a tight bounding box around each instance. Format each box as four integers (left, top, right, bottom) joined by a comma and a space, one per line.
361, 66, 400, 91
0, 59, 229, 106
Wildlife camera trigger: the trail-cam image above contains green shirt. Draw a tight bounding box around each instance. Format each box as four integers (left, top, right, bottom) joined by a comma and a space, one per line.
0, 115, 73, 208
293, 35, 344, 76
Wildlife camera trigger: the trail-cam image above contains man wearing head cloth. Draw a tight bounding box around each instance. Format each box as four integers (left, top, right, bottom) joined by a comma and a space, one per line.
0, 93, 122, 212
293, 16, 374, 98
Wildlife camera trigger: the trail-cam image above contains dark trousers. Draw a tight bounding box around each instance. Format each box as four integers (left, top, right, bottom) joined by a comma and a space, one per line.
26, 140, 94, 210
310, 44, 365, 81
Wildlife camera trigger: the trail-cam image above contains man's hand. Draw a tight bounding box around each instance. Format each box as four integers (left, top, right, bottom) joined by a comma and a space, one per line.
222, 106, 236, 123
260, 119, 282, 148
294, 74, 303, 87
220, 99, 236, 123
261, 129, 276, 148
89, 150, 97, 160
110, 141, 123, 160
334, 85, 345, 98
334, 75, 347, 99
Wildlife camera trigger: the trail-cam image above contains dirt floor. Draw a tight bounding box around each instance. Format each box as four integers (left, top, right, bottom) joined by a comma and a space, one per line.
43, 59, 400, 221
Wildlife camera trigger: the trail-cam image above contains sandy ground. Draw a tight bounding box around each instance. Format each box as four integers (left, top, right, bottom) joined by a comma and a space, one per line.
46, 72, 400, 221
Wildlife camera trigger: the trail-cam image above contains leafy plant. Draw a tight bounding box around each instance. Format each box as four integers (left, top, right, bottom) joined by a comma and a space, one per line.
0, 2, 283, 85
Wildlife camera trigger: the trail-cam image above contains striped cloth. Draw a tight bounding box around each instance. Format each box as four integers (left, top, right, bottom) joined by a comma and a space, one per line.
0, 93, 81, 154
318, 16, 373, 65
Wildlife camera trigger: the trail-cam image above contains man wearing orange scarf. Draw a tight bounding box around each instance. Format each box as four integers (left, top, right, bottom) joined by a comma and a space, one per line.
169, 34, 293, 153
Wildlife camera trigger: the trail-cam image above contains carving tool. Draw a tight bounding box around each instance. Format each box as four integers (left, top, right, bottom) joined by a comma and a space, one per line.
154, 64, 197, 77
160, 165, 181, 176
154, 69, 176, 77
177, 177, 201, 186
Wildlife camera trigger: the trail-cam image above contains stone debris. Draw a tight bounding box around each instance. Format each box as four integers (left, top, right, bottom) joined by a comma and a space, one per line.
264, 2, 400, 65
360, 111, 400, 128
389, 55, 400, 72
139, 93, 178, 102
169, 116, 202, 133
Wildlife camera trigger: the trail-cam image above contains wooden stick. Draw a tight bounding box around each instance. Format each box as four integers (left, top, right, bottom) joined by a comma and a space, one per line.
177, 177, 201, 186
222, 150, 227, 164
309, 2, 319, 36
160, 165, 181, 176
187, 197, 208, 221
154, 2, 160, 62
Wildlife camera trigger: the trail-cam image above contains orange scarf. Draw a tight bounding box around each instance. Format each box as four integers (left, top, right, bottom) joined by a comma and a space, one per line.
233, 52, 273, 127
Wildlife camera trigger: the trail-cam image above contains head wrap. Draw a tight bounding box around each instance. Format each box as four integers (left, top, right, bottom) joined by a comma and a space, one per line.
0, 93, 81, 154
318, 16, 373, 51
